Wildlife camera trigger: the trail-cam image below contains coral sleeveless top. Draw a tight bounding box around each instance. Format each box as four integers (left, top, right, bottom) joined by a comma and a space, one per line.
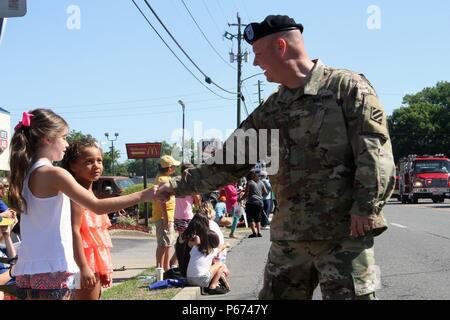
80, 209, 113, 275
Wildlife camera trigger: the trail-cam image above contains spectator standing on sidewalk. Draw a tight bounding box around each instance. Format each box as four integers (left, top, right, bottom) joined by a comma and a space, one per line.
151, 155, 180, 271
242, 170, 267, 238
260, 171, 272, 230
223, 183, 244, 239
62, 138, 114, 300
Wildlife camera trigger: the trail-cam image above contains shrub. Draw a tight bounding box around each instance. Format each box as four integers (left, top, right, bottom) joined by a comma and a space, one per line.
121, 183, 153, 218
115, 215, 137, 226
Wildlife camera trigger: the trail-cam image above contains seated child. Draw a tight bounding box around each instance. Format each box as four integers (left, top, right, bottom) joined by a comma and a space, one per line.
186, 230, 229, 295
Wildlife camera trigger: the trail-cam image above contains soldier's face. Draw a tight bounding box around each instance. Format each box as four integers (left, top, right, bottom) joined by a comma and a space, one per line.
252, 37, 280, 83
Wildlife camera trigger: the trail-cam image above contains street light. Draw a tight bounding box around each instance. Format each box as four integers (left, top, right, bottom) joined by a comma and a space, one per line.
240, 72, 264, 84
105, 132, 119, 176
238, 72, 264, 124
178, 100, 185, 164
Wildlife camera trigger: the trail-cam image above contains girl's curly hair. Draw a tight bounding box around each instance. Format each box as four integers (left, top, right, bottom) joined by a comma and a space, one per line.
61, 138, 102, 175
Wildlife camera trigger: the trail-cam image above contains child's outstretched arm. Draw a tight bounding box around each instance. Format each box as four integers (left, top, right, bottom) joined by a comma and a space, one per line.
71, 201, 96, 290
52, 167, 157, 215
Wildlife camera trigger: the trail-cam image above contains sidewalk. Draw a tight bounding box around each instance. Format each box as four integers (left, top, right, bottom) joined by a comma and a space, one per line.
109, 230, 156, 285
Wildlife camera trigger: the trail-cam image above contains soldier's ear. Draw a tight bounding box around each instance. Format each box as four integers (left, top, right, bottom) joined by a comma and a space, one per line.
276, 38, 287, 56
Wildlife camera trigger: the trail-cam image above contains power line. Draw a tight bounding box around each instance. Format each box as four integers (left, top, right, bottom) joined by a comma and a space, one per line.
141, 0, 237, 95
181, 0, 235, 70
13, 98, 225, 116
204, 0, 227, 28
131, 0, 233, 100
8, 96, 224, 112
242, 84, 254, 113
205, 0, 233, 52
67, 104, 231, 120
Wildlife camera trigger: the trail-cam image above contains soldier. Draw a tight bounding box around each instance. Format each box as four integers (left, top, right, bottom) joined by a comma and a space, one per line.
157, 15, 395, 299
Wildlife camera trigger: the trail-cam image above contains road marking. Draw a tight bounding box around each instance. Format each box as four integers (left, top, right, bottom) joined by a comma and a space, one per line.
391, 223, 407, 229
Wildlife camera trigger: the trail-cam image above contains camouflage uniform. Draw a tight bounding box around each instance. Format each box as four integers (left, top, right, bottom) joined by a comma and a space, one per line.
170, 59, 395, 299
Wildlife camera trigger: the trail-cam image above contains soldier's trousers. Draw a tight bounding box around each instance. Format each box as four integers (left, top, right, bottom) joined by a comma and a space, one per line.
258, 236, 379, 300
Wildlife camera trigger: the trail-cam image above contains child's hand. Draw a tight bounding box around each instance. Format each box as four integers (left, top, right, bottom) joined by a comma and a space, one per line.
100, 274, 112, 288
0, 225, 10, 236
80, 267, 97, 289
0, 209, 15, 219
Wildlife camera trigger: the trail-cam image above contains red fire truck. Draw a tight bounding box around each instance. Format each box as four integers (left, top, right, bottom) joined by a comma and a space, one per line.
398, 154, 450, 204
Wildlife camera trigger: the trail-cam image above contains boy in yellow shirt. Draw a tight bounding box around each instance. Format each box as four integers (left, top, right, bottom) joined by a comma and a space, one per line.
152, 155, 180, 271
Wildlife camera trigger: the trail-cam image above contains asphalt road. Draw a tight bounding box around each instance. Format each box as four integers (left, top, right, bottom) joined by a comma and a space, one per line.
197, 198, 450, 300
376, 198, 450, 300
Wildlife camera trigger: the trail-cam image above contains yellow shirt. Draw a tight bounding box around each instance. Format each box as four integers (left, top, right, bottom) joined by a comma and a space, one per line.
151, 175, 175, 222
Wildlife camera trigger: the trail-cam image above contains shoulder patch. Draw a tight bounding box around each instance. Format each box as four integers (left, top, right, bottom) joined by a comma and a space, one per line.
370, 106, 383, 124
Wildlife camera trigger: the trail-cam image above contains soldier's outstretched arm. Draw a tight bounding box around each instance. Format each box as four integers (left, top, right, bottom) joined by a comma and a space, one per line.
168, 112, 264, 197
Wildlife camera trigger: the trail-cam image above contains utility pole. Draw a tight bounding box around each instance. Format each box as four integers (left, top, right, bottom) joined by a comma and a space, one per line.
178, 100, 186, 164
225, 13, 247, 128
257, 80, 263, 104
105, 132, 119, 176
236, 13, 242, 128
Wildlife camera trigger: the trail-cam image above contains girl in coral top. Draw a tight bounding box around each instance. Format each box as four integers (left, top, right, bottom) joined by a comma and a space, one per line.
62, 138, 114, 300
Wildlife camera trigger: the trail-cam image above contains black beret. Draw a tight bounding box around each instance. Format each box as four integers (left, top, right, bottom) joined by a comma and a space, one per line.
244, 15, 304, 45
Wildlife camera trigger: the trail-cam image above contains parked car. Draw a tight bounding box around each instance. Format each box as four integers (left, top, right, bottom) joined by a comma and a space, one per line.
92, 176, 135, 199
92, 176, 135, 223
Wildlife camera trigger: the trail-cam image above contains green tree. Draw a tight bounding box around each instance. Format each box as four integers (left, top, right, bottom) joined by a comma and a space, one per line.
388, 81, 450, 162
67, 130, 95, 144
103, 148, 122, 176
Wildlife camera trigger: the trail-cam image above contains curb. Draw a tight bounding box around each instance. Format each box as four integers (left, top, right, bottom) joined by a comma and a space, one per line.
172, 286, 201, 300
109, 229, 154, 238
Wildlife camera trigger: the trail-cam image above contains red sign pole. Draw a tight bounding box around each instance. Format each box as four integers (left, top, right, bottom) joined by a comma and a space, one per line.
125, 143, 162, 226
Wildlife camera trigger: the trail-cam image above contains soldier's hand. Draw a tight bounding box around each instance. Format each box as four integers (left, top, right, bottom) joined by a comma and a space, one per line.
350, 214, 374, 237
142, 185, 158, 202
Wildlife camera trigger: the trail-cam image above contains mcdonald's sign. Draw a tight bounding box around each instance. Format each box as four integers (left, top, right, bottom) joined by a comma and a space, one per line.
125, 143, 162, 159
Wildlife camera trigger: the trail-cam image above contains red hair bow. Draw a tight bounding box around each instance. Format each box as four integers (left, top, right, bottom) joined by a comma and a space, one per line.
14, 112, 34, 131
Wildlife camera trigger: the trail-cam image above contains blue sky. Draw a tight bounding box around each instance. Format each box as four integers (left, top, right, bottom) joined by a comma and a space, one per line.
1, 0, 449, 162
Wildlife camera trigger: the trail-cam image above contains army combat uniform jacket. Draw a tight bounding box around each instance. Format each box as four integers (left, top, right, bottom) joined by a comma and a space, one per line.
171, 59, 396, 241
